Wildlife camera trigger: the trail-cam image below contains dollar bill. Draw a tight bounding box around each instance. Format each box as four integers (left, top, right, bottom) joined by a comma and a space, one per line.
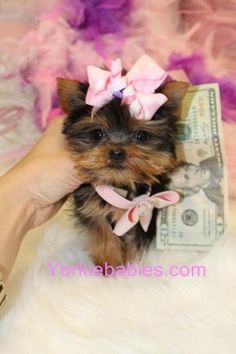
156, 83, 228, 251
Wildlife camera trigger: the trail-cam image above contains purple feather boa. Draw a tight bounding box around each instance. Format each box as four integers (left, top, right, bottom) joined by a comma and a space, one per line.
168, 53, 236, 122
76, 0, 132, 38
46, 0, 132, 53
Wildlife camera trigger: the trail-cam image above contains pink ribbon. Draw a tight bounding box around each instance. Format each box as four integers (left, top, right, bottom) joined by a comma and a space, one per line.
95, 185, 179, 236
86, 55, 168, 120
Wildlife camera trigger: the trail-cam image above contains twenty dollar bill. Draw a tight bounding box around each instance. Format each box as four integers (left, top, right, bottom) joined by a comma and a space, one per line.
156, 84, 228, 251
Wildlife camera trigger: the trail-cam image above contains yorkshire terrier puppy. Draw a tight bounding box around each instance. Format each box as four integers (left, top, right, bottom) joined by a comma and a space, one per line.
57, 68, 188, 268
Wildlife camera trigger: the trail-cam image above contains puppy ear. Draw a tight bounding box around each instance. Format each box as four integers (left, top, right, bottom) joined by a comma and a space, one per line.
158, 81, 189, 118
57, 78, 86, 114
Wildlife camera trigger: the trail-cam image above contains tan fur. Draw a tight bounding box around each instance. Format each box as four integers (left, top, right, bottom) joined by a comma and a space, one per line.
77, 191, 138, 267
57, 78, 83, 114
88, 221, 125, 268
71, 145, 177, 187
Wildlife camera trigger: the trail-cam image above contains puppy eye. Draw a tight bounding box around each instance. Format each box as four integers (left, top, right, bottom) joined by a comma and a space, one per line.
134, 130, 148, 142
90, 128, 105, 142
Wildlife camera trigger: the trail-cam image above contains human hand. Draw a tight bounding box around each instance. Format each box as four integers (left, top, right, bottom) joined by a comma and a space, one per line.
1, 117, 82, 229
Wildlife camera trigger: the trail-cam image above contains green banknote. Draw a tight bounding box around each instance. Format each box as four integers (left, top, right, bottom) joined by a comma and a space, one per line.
156, 84, 228, 251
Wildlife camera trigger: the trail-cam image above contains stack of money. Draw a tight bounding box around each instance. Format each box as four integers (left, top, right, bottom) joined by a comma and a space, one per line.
156, 84, 228, 251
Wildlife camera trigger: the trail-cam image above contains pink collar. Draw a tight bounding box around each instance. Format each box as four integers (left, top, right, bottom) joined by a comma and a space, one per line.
95, 185, 179, 236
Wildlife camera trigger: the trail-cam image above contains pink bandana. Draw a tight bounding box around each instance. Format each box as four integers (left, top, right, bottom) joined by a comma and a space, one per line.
85, 55, 168, 120
95, 185, 179, 236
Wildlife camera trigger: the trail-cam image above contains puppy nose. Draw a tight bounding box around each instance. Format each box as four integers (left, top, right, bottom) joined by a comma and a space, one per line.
109, 149, 125, 161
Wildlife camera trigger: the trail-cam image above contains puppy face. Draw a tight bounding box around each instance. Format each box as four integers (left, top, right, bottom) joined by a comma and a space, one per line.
58, 79, 188, 188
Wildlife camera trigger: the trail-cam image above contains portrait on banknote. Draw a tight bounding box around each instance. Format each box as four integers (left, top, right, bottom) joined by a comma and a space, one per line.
169, 156, 224, 217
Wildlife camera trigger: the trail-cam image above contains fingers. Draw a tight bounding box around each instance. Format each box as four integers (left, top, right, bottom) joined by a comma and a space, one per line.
30, 116, 68, 154
32, 197, 67, 228
45, 116, 66, 135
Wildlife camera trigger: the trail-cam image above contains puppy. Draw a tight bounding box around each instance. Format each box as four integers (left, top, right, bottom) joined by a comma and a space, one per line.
57, 74, 188, 268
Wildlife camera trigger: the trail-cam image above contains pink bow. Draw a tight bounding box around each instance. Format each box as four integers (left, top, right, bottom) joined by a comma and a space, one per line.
86, 55, 168, 120
95, 185, 179, 236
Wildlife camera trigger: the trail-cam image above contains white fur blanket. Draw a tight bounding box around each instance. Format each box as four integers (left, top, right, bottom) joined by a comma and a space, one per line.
0, 198, 236, 354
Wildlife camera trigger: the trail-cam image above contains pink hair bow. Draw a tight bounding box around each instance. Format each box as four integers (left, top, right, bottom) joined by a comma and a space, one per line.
95, 185, 179, 236
86, 55, 168, 120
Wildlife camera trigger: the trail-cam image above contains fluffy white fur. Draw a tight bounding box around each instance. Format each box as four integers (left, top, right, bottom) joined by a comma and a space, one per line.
0, 197, 236, 353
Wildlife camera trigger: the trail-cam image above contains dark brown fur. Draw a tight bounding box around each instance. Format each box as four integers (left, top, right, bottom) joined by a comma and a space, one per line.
57, 78, 189, 268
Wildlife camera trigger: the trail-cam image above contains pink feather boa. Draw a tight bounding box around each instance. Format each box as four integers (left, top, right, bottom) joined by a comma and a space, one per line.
1, 0, 235, 128
180, 0, 236, 78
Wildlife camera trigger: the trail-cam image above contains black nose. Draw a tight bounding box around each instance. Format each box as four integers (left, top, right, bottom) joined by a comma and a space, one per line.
109, 149, 125, 162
